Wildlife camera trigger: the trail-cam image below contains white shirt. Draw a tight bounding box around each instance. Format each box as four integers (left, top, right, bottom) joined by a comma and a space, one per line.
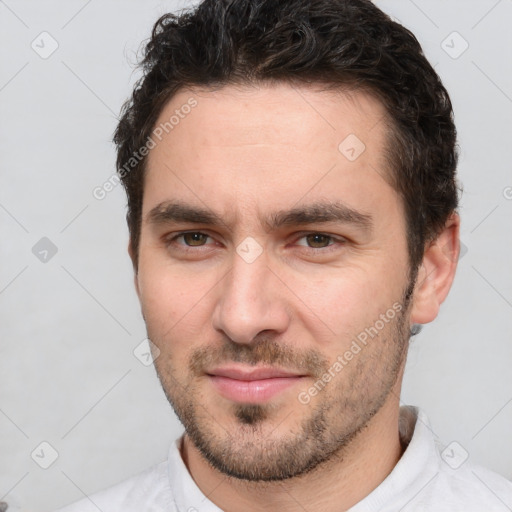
56, 406, 512, 511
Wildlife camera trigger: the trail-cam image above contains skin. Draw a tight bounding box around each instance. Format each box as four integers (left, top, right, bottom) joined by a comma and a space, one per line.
129, 83, 460, 512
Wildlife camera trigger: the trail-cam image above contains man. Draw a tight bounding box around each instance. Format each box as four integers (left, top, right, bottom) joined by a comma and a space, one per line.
58, 0, 512, 510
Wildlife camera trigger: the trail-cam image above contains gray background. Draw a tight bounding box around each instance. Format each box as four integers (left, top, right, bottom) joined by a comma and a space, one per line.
0, 0, 511, 510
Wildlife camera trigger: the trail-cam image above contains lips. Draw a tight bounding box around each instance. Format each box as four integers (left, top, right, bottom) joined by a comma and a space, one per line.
208, 366, 304, 380
206, 366, 307, 403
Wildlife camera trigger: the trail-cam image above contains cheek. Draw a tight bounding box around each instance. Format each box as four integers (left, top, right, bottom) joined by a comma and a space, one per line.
292, 265, 405, 343
300, 282, 371, 343
137, 268, 187, 330
137, 236, 235, 360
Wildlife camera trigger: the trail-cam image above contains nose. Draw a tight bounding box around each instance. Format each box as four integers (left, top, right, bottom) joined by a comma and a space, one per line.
211, 248, 290, 345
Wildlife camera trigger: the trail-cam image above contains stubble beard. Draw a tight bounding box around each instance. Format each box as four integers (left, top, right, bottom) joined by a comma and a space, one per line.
152, 277, 415, 482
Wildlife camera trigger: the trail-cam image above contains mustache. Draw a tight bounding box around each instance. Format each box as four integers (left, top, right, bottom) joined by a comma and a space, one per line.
189, 336, 329, 379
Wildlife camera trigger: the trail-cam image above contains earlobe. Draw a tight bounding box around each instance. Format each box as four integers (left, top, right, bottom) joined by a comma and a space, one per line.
409, 212, 460, 325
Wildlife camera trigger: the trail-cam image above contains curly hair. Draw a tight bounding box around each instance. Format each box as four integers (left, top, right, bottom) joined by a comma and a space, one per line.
114, 0, 459, 272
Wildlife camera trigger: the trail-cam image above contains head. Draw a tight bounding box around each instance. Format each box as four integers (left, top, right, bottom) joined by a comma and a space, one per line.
114, 0, 460, 481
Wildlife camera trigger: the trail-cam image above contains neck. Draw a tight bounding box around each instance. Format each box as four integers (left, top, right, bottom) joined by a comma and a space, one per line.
180, 397, 404, 512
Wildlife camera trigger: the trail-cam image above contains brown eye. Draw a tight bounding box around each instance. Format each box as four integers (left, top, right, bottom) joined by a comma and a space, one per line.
181, 232, 209, 246
303, 233, 333, 248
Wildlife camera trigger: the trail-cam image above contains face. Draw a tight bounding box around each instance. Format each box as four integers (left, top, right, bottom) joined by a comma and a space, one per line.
134, 83, 415, 481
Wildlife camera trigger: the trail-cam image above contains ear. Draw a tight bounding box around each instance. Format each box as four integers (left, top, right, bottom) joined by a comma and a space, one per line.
410, 212, 460, 325
128, 240, 140, 299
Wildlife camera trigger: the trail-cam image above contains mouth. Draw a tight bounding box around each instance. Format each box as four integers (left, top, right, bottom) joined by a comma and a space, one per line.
206, 366, 308, 403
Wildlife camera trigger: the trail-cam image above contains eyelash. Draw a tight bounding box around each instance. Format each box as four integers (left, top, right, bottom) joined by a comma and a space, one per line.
164, 231, 345, 254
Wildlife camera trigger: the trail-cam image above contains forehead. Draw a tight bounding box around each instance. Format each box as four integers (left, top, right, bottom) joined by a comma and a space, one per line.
153, 82, 388, 150
143, 82, 399, 230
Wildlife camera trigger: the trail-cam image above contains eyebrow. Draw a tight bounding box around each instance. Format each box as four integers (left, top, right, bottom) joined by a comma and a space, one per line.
146, 200, 373, 233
